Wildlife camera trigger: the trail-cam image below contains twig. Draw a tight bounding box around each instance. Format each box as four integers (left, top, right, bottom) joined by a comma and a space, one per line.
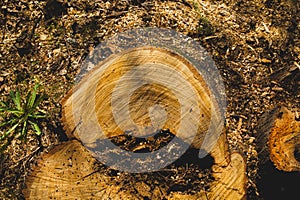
295, 62, 300, 71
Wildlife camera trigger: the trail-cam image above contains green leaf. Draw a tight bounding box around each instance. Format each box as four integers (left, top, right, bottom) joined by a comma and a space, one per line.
0, 119, 13, 127
9, 90, 15, 100
0, 121, 9, 127
15, 90, 21, 110
0, 123, 19, 140
0, 101, 8, 111
6, 109, 23, 116
30, 95, 44, 113
0, 103, 8, 113
0, 118, 18, 127
29, 121, 42, 136
29, 113, 46, 119
27, 84, 39, 109
21, 121, 27, 136
10, 90, 21, 110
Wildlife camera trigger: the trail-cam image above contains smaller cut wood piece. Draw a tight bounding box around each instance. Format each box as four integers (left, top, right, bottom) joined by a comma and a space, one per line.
256, 106, 300, 171
23, 136, 247, 200
24, 46, 247, 199
23, 140, 135, 199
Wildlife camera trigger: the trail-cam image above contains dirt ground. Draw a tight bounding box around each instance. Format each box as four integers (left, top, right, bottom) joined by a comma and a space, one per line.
0, 0, 299, 199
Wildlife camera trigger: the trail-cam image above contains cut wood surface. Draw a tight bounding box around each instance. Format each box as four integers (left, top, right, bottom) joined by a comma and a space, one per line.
209, 152, 247, 200
23, 139, 209, 200
257, 106, 300, 171
24, 140, 246, 200
61, 46, 221, 151
24, 46, 247, 199
23, 140, 135, 200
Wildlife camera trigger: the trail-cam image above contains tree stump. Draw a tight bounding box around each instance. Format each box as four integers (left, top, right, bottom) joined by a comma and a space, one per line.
24, 46, 247, 199
256, 106, 300, 199
256, 106, 300, 172
61, 46, 218, 150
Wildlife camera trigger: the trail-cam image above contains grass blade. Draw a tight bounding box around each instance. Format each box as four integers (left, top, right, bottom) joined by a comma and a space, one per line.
0, 118, 17, 127
27, 84, 39, 109
15, 90, 21, 110
0, 123, 19, 140
9, 91, 15, 100
0, 101, 6, 107
30, 95, 44, 113
10, 91, 21, 111
0, 101, 8, 111
6, 109, 23, 117
0, 121, 9, 127
21, 121, 27, 136
29, 113, 46, 119
29, 121, 42, 136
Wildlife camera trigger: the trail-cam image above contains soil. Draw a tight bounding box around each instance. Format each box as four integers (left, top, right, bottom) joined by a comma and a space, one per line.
0, 0, 299, 199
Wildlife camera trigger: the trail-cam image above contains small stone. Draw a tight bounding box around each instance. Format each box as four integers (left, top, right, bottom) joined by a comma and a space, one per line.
59, 69, 67, 75
40, 34, 48, 41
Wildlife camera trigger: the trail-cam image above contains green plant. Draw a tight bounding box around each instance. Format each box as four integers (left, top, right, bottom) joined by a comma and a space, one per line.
192, 1, 214, 36
197, 16, 214, 36
0, 84, 46, 152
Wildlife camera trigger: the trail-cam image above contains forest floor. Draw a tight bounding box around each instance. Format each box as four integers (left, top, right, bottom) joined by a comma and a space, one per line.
0, 0, 299, 199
